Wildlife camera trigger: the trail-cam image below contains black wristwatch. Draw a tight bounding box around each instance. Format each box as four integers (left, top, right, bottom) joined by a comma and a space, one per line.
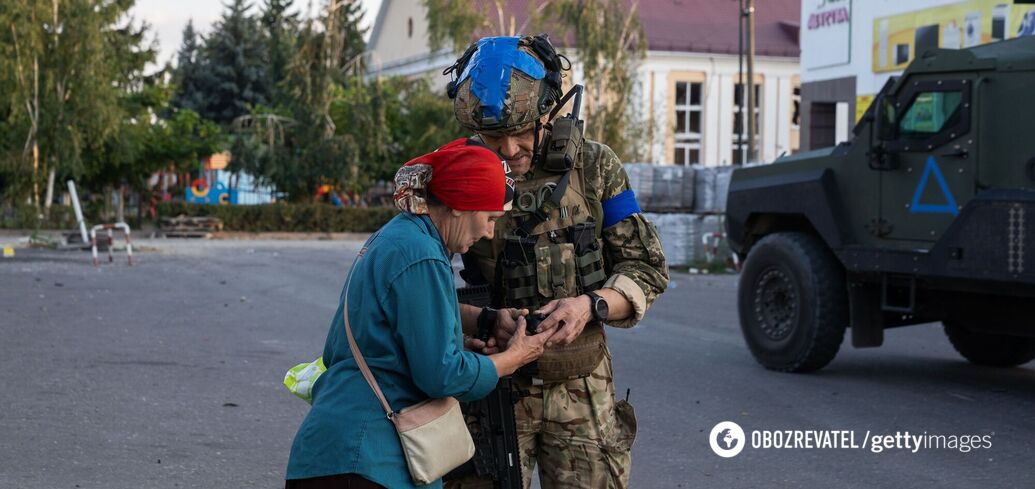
584, 291, 609, 322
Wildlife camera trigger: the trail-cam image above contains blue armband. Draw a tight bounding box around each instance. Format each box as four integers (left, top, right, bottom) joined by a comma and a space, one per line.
602, 189, 642, 228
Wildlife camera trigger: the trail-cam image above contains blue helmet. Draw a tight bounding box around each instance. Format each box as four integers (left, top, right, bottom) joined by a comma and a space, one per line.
446, 34, 566, 135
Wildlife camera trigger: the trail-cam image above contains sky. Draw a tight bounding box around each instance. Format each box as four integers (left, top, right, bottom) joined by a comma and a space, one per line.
130, 0, 384, 69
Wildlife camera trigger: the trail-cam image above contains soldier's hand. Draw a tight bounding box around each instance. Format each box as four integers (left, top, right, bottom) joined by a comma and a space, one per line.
493, 308, 528, 347
464, 336, 500, 355
501, 316, 554, 368
537, 296, 593, 347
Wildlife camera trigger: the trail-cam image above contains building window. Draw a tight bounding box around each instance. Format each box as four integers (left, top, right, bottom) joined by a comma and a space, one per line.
733, 82, 762, 165
792, 86, 801, 129
673, 81, 703, 165
408, 18, 414, 38
791, 84, 801, 153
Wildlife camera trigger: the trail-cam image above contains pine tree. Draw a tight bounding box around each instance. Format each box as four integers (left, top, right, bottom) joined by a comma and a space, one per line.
171, 20, 207, 114
196, 0, 273, 126
335, 0, 368, 70
259, 0, 299, 105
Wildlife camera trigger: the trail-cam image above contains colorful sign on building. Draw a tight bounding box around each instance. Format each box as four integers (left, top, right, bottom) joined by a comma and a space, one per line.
873, 0, 1035, 73
186, 179, 234, 205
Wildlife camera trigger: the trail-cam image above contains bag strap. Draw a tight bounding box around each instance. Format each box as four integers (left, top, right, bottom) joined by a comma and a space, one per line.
341, 232, 397, 419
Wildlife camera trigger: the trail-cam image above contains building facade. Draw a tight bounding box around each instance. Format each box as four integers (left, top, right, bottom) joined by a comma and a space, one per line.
799, 0, 1035, 151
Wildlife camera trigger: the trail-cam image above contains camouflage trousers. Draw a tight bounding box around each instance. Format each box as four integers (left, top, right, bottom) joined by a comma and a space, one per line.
447, 348, 637, 489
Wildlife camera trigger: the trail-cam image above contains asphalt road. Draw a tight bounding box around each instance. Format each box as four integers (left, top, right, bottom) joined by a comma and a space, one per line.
1, 239, 1033, 488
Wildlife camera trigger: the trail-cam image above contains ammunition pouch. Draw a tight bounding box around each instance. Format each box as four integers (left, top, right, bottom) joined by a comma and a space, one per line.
520, 322, 606, 382
569, 221, 606, 292
535, 243, 578, 301
501, 234, 540, 309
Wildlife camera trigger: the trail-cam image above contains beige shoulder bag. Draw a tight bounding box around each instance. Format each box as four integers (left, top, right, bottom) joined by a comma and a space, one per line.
343, 240, 475, 485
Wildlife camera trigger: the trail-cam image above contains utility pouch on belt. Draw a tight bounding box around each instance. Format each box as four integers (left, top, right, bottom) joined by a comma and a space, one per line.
522, 322, 607, 382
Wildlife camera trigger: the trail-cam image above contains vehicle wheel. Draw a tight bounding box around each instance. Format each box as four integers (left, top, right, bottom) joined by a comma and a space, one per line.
737, 232, 848, 372
943, 321, 1035, 367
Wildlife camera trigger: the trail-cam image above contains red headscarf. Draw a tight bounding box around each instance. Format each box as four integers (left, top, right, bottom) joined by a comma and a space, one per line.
394, 138, 515, 214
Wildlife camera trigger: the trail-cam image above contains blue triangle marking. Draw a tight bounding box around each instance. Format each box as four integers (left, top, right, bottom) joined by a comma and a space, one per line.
909, 156, 959, 216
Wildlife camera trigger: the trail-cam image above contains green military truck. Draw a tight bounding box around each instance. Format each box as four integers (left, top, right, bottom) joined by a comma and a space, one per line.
726, 36, 1035, 372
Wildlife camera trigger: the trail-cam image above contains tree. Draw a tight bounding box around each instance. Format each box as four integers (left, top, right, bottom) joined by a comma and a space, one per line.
559, 0, 646, 161
230, 0, 369, 201
332, 77, 466, 182
194, 0, 272, 125
259, 0, 299, 106
332, 0, 368, 69
422, 0, 484, 52
0, 0, 157, 215
171, 20, 207, 114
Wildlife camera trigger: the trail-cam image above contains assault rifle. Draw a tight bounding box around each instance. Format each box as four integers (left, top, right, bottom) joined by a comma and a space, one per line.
445, 284, 524, 489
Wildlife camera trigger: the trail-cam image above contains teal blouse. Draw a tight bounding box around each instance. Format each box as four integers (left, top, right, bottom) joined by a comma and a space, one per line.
286, 213, 499, 488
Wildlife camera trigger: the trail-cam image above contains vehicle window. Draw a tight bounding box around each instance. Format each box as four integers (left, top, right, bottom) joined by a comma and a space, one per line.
898, 91, 962, 138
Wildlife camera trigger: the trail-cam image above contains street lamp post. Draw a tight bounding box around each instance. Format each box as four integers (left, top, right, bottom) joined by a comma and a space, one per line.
746, 0, 756, 164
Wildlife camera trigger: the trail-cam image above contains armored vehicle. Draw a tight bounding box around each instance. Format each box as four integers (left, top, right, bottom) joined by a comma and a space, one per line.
727, 36, 1035, 372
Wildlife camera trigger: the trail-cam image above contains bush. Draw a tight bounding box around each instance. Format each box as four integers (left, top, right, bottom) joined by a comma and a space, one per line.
0, 204, 121, 230
0, 202, 398, 233
155, 202, 398, 233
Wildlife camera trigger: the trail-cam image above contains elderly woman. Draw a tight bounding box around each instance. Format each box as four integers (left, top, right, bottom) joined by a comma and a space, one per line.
285, 139, 552, 489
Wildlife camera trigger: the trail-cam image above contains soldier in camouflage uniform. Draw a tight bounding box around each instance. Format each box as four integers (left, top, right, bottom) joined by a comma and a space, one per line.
446, 35, 668, 489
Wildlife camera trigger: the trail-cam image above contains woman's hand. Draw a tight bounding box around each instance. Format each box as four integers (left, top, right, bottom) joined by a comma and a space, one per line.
491, 308, 529, 348
488, 316, 556, 377
464, 336, 499, 355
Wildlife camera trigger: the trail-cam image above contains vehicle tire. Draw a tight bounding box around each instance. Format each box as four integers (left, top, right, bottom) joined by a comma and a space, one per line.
737, 232, 848, 372
943, 321, 1035, 367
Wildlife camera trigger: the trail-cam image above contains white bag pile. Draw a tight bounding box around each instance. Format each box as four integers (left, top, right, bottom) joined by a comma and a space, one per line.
624, 163, 732, 214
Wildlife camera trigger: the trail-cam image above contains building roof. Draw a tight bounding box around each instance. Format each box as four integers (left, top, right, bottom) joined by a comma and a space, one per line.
368, 0, 800, 60
638, 0, 799, 57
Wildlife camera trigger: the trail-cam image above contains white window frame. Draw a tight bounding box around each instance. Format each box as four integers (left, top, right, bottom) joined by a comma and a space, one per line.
733, 82, 762, 165
673, 81, 703, 166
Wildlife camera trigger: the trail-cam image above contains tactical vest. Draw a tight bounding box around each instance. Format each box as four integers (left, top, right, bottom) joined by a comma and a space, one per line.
468, 143, 611, 382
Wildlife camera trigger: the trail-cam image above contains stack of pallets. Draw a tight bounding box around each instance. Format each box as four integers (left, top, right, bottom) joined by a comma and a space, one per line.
160, 215, 224, 238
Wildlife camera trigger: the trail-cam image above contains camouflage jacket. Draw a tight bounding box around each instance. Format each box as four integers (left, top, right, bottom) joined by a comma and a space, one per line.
468, 139, 669, 327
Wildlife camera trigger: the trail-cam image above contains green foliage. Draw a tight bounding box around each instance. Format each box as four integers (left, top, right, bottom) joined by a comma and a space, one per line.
332, 76, 467, 182
0, 0, 485, 214
170, 20, 207, 114
229, 0, 380, 202
0, 202, 123, 230
0, 0, 158, 208
156, 202, 398, 232
147, 108, 226, 174
260, 0, 300, 106
192, 0, 273, 125
422, 0, 485, 52
559, 0, 647, 162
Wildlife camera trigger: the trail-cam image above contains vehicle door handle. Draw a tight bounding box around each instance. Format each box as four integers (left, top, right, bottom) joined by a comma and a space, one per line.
939, 149, 968, 158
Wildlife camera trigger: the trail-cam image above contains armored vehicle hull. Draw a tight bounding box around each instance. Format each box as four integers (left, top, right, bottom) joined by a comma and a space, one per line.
727, 36, 1035, 372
